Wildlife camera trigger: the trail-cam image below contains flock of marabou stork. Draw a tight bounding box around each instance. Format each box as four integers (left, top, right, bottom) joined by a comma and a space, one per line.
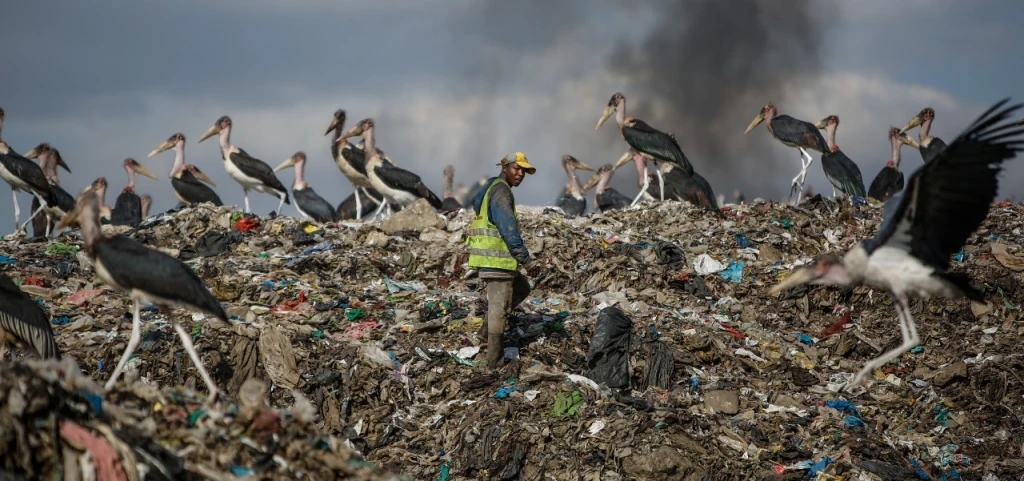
1, 95, 1024, 403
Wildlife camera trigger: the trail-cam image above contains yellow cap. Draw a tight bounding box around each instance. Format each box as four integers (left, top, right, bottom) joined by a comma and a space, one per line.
498, 152, 536, 175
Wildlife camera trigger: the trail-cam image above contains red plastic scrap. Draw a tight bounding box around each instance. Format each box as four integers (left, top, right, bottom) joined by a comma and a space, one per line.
67, 289, 104, 307
719, 321, 746, 339
272, 290, 309, 313
59, 420, 129, 481
21, 276, 44, 287
820, 311, 852, 338
997, 201, 1013, 208
234, 217, 260, 232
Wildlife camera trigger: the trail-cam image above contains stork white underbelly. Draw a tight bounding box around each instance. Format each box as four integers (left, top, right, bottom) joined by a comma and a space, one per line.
863, 246, 957, 299
368, 172, 418, 207
224, 158, 281, 195
335, 155, 372, 188
0, 163, 34, 193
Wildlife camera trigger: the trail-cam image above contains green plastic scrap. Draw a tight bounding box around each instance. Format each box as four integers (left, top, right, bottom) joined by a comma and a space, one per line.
191, 323, 202, 341
771, 218, 792, 229
46, 243, 79, 255
345, 309, 367, 321
551, 390, 585, 417
435, 461, 452, 481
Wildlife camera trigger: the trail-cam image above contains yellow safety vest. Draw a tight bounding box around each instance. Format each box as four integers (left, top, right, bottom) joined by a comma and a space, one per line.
467, 178, 519, 271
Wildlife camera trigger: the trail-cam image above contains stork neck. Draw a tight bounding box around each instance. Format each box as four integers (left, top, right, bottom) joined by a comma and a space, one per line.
294, 159, 307, 189
0, 117, 4, 140
596, 172, 611, 194
920, 117, 933, 139
363, 126, 376, 159
219, 125, 231, 154
41, 152, 57, 182
141, 200, 151, 219
126, 165, 136, 190
97, 185, 107, 207
171, 143, 185, 178
443, 171, 454, 198
78, 206, 102, 249
824, 125, 837, 151
891, 137, 901, 168
615, 101, 626, 129
564, 166, 582, 195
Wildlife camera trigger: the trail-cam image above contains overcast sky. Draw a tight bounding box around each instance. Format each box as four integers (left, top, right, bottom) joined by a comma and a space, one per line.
2, 0, 1022, 231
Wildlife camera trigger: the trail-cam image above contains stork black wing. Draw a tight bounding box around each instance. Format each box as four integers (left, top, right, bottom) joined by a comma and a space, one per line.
868, 166, 904, 202
920, 137, 948, 163
95, 236, 227, 320
770, 115, 830, 153
341, 145, 369, 176
229, 149, 290, 197
336, 187, 382, 220
0, 149, 56, 206
173, 174, 223, 206
374, 163, 443, 209
822, 150, 866, 197
294, 187, 340, 222
0, 274, 60, 359
597, 187, 632, 212
110, 191, 142, 226
872, 99, 1024, 270
622, 119, 694, 175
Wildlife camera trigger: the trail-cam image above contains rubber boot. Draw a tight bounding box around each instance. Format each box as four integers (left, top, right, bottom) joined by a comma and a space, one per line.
485, 279, 513, 366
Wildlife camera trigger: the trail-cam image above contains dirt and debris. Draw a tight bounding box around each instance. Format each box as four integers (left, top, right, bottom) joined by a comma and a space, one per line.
1, 196, 1023, 480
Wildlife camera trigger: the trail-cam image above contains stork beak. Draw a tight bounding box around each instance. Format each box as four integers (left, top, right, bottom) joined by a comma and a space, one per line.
595, 105, 615, 130
574, 159, 597, 172
197, 124, 221, 143
23, 148, 40, 159
899, 115, 924, 135
55, 210, 79, 230
743, 112, 766, 134
274, 156, 297, 172
899, 133, 920, 149
581, 173, 601, 192
813, 118, 828, 129
192, 168, 217, 187
612, 151, 633, 170
134, 163, 158, 180
768, 267, 818, 296
148, 140, 174, 158
56, 156, 71, 174
338, 123, 365, 141
325, 117, 342, 136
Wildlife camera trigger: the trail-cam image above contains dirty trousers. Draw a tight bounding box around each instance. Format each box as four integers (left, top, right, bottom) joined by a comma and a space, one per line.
482, 272, 532, 365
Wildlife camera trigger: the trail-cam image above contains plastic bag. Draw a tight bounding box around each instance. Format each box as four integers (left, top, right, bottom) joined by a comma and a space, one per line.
586, 306, 633, 389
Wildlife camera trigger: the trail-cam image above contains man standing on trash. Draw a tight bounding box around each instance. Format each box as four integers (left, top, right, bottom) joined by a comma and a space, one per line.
468, 152, 543, 366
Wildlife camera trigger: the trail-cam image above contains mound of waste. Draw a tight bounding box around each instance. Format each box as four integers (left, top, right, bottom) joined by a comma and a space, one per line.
1, 195, 1023, 480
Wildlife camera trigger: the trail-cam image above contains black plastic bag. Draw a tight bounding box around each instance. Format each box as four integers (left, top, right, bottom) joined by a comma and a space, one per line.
586, 306, 633, 389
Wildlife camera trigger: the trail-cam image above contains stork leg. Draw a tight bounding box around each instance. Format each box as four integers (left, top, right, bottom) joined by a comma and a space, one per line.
19, 197, 48, 233
361, 187, 383, 205
847, 296, 919, 390
354, 189, 363, 221
12, 189, 20, 232
44, 214, 53, 238
243, 188, 251, 213
370, 199, 388, 221
629, 166, 651, 208
277, 193, 286, 215
105, 299, 143, 391
170, 319, 218, 404
656, 167, 666, 202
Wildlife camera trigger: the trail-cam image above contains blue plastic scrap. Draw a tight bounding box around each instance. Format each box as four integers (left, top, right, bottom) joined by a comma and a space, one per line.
842, 415, 864, 427
734, 233, 752, 248
794, 332, 814, 346
719, 261, 745, 283
495, 386, 516, 399
824, 400, 861, 418
807, 456, 832, 477
909, 458, 932, 480
0, 254, 15, 264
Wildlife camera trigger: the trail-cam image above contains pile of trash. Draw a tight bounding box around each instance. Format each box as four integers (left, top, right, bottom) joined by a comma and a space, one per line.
2, 195, 1024, 480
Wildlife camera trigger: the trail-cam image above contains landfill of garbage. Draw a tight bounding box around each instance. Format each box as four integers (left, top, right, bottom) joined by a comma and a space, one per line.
2, 194, 1024, 480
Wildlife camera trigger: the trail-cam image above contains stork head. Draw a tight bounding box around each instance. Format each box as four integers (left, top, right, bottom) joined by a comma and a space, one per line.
443, 164, 455, 178
898, 132, 920, 149
562, 155, 596, 173
0, 141, 9, 155
274, 151, 306, 172
596, 92, 625, 130
768, 254, 851, 295
149, 133, 186, 157
814, 115, 839, 130
198, 115, 232, 143
57, 182, 102, 231
325, 109, 346, 136
338, 118, 373, 142
744, 103, 775, 134
125, 158, 158, 180
23, 142, 52, 160
187, 165, 217, 187
581, 163, 614, 192
899, 107, 934, 134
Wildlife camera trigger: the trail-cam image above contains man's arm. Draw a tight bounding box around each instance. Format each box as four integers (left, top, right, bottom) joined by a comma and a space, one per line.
487, 183, 531, 264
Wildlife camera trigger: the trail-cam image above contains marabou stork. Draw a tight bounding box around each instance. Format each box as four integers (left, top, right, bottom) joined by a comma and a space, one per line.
23, 144, 74, 238
108, 158, 158, 226
867, 128, 908, 203
148, 133, 223, 207
0, 140, 57, 235
769, 98, 1024, 390
744, 103, 831, 204
555, 155, 596, 217
92, 177, 114, 223
56, 184, 227, 402
582, 163, 632, 213
340, 119, 443, 218
140, 194, 152, 220
325, 109, 387, 221
0, 273, 61, 360
273, 152, 340, 223
337, 190, 381, 220
595, 92, 694, 206
625, 158, 724, 218
899, 107, 947, 163
197, 116, 290, 214
813, 115, 867, 199
441, 165, 463, 212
